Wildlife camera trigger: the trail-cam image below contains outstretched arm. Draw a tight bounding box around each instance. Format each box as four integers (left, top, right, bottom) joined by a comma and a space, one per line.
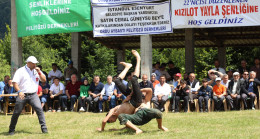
97, 108, 116, 132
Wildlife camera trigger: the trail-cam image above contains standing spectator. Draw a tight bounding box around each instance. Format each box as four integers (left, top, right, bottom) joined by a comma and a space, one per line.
213, 77, 227, 111
241, 71, 260, 110
227, 69, 234, 80
187, 73, 200, 102
40, 81, 50, 109
226, 72, 242, 110
65, 74, 82, 111
183, 72, 189, 81
9, 56, 48, 135
198, 79, 212, 112
49, 78, 65, 112
152, 62, 160, 73
212, 59, 226, 74
64, 61, 78, 83
48, 63, 63, 85
152, 75, 171, 112
38, 65, 49, 84
139, 74, 154, 92
87, 76, 104, 112
167, 61, 180, 80
221, 74, 230, 88
150, 73, 160, 89
238, 60, 250, 75
158, 64, 171, 81
250, 57, 260, 80
207, 69, 224, 87
174, 80, 190, 113
78, 78, 90, 112
99, 76, 116, 112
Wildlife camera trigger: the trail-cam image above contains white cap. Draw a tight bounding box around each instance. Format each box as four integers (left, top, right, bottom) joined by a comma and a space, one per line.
215, 77, 221, 81
233, 72, 239, 76
26, 56, 39, 64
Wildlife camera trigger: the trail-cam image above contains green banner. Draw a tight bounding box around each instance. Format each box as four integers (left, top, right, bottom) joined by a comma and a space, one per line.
16, 0, 93, 37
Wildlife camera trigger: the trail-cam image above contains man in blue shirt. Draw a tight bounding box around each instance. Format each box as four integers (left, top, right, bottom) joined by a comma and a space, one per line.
87, 75, 104, 112
198, 79, 212, 112
0, 75, 10, 112
99, 76, 116, 112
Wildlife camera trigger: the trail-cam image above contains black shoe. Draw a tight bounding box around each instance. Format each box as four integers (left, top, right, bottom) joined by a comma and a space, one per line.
9, 130, 15, 136
42, 128, 48, 134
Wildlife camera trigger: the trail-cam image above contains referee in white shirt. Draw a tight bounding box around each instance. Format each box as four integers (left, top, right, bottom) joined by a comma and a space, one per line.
9, 56, 48, 135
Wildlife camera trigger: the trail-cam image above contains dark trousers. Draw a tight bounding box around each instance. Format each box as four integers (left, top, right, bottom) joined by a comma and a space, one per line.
115, 75, 142, 108
9, 93, 47, 131
69, 95, 78, 110
175, 95, 189, 112
213, 96, 225, 111
241, 93, 256, 109
78, 96, 90, 109
48, 95, 61, 109
226, 95, 241, 110
86, 96, 99, 111
152, 95, 168, 109
59, 95, 68, 109
198, 96, 209, 110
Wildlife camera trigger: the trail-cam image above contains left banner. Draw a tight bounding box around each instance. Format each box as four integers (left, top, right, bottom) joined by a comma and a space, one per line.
16, 0, 93, 37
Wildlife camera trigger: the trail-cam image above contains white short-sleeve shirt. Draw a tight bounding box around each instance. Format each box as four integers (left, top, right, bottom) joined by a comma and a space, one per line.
48, 70, 63, 84
12, 65, 44, 93
49, 82, 65, 95
154, 83, 171, 96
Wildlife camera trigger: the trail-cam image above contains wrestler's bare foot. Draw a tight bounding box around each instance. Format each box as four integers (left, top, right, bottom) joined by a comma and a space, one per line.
132, 50, 141, 60
159, 126, 169, 132
120, 62, 132, 68
136, 129, 143, 134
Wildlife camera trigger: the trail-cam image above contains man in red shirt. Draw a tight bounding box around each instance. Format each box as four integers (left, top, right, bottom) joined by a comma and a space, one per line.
65, 74, 82, 111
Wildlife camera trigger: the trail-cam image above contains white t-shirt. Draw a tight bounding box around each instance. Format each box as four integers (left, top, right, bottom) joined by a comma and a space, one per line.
48, 70, 63, 84
154, 83, 171, 96
50, 82, 65, 95
12, 65, 44, 93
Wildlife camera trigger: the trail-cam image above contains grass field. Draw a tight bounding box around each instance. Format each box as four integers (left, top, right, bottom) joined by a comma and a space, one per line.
0, 110, 260, 139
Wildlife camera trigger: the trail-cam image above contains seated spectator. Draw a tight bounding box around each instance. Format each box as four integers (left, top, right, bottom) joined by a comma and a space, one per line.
208, 69, 224, 87
187, 73, 200, 102
227, 69, 234, 80
152, 75, 171, 112
0, 75, 10, 111
226, 72, 242, 110
213, 77, 227, 111
113, 75, 127, 101
241, 71, 260, 110
49, 78, 66, 112
37, 85, 43, 107
167, 61, 180, 81
38, 65, 49, 84
240, 71, 249, 81
238, 60, 250, 75
40, 81, 50, 109
99, 76, 116, 112
139, 74, 154, 92
250, 57, 260, 80
78, 78, 90, 112
169, 73, 181, 89
65, 74, 82, 111
87, 75, 104, 112
48, 63, 63, 85
150, 73, 160, 88
221, 74, 230, 88
4, 79, 16, 103
64, 61, 78, 84
198, 79, 212, 112
158, 63, 171, 81
212, 59, 226, 74
174, 80, 190, 113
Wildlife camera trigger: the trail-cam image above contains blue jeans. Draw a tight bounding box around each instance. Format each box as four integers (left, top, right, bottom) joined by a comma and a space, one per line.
41, 95, 48, 103
70, 95, 78, 110
117, 94, 126, 100
99, 95, 116, 111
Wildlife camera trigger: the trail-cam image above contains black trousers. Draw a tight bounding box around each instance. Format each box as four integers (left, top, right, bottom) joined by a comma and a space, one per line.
175, 95, 189, 112
114, 75, 142, 108
78, 97, 89, 109
48, 95, 61, 109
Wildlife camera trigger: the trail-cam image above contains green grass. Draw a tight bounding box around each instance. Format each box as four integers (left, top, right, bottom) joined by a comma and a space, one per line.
0, 110, 260, 139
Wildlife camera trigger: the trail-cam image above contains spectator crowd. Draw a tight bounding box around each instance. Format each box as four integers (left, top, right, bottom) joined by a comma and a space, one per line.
0, 58, 260, 113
